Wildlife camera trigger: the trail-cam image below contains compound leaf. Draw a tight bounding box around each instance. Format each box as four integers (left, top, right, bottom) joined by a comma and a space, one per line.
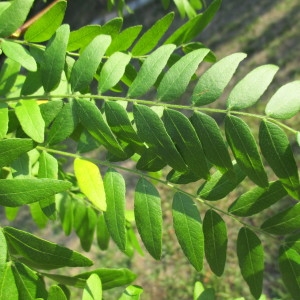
172, 192, 204, 272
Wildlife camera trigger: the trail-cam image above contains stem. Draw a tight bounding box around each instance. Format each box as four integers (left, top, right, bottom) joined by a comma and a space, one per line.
37, 146, 277, 239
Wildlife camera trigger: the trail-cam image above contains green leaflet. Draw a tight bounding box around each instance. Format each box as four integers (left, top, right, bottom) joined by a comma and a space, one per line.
0, 138, 35, 169
259, 120, 300, 199
131, 12, 174, 55
48, 285, 67, 300
163, 108, 210, 179
104, 101, 144, 153
77, 129, 102, 154
227, 64, 279, 110
99, 17, 123, 39
279, 246, 300, 299
3, 226, 93, 269
225, 115, 268, 188
157, 48, 209, 102
237, 227, 264, 299
75, 206, 98, 252
0, 0, 34, 38
39, 100, 63, 127
166, 169, 200, 184
172, 192, 204, 272
0, 58, 20, 96
67, 25, 102, 51
265, 81, 300, 119
103, 168, 127, 252
133, 104, 187, 172
56, 193, 74, 236
74, 158, 106, 211
127, 44, 176, 98
99, 52, 131, 94
174, 0, 197, 19
74, 99, 126, 158
134, 178, 162, 260
97, 214, 110, 250
190, 111, 233, 175
228, 181, 287, 217
75, 268, 137, 290
1, 40, 37, 72
12, 262, 47, 300
0, 103, 8, 139
46, 103, 76, 145
0, 229, 7, 276
119, 285, 143, 300
0, 262, 19, 300
106, 25, 142, 56
11, 153, 30, 178
82, 274, 102, 300
198, 162, 246, 201
285, 233, 300, 254
136, 148, 166, 172
164, 0, 221, 45
40, 24, 70, 92
30, 201, 48, 229
21, 69, 43, 96
24, 0, 67, 42
0, 178, 71, 207
15, 100, 45, 143
260, 203, 300, 235
191, 53, 247, 106
38, 151, 58, 220
203, 210, 227, 276
70, 35, 111, 92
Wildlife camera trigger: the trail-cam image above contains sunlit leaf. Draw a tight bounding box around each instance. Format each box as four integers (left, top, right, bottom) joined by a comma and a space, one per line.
172, 192, 204, 271
134, 178, 162, 260
131, 12, 174, 55
0, 103, 8, 140
47, 285, 67, 300
190, 112, 233, 174
157, 48, 209, 102
229, 181, 287, 217
227, 64, 278, 110
259, 120, 300, 199
39, 100, 63, 127
191, 53, 247, 106
40, 24, 70, 92
265, 81, 300, 119
0, 0, 34, 38
82, 274, 102, 300
279, 246, 300, 299
24, 0, 67, 42
3, 226, 93, 269
203, 210, 227, 276
74, 158, 106, 211
0, 262, 19, 299
118, 285, 143, 300
1, 40, 37, 72
0, 229, 7, 276
70, 35, 111, 92
0, 58, 21, 96
0, 179, 71, 207
225, 115, 268, 187
237, 227, 264, 299
127, 44, 176, 98
261, 203, 300, 235
198, 162, 246, 200
99, 52, 131, 94
15, 100, 45, 143
133, 104, 187, 172
103, 168, 127, 252
163, 108, 209, 179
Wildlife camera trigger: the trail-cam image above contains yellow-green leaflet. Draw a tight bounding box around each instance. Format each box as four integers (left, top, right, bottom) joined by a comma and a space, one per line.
47, 285, 67, 300
0, 103, 8, 139
74, 158, 106, 211
82, 274, 102, 300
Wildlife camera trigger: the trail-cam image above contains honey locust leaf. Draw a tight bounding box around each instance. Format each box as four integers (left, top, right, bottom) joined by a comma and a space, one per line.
0, 103, 8, 139
82, 274, 102, 300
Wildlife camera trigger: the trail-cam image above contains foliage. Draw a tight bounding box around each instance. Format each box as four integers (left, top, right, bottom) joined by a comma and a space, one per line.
0, 0, 300, 299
